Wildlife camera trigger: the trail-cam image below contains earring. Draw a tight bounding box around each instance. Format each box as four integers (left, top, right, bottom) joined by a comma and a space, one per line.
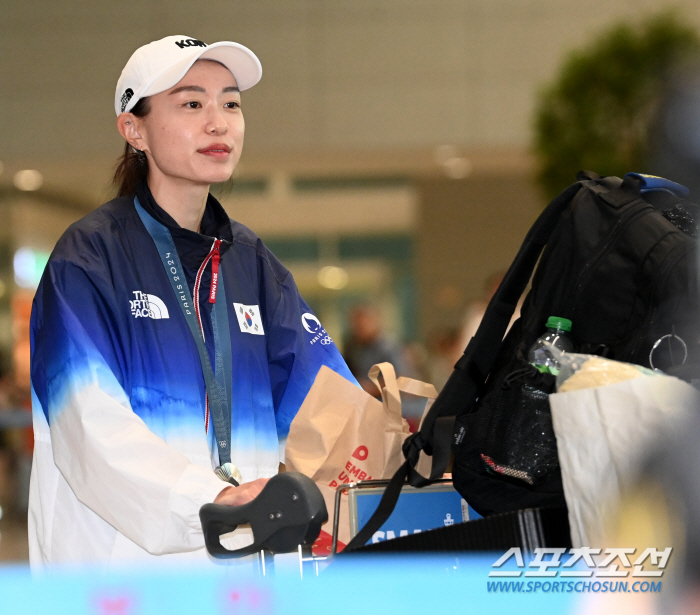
130, 145, 146, 161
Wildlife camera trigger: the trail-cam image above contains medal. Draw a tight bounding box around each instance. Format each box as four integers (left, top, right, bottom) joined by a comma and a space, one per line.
215, 462, 242, 486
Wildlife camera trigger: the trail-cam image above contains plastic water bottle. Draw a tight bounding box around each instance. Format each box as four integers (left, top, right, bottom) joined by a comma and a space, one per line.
527, 316, 574, 374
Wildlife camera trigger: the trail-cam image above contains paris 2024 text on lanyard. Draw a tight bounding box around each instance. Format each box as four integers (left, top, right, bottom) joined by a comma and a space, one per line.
134, 197, 240, 486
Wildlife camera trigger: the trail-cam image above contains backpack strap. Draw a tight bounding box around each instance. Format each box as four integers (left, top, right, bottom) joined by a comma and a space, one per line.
344, 180, 584, 552
418, 180, 583, 464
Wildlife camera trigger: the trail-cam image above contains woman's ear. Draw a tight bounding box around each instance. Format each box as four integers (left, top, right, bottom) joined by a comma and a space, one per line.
116, 113, 146, 152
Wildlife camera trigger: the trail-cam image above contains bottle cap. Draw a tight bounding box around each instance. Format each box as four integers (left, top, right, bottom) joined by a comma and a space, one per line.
546, 316, 572, 332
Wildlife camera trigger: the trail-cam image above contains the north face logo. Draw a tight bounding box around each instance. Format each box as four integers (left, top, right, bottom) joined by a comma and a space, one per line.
175, 39, 207, 49
130, 291, 169, 319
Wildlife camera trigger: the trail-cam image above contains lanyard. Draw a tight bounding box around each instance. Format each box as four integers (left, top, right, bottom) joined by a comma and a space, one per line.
134, 198, 233, 467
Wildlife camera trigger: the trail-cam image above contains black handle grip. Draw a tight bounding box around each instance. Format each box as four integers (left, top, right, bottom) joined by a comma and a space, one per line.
199, 472, 328, 558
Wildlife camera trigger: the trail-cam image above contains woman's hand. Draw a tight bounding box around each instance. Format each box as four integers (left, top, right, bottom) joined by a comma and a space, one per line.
213, 477, 269, 506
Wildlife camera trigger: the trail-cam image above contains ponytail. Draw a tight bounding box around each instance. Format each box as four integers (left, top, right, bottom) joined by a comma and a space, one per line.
113, 97, 151, 197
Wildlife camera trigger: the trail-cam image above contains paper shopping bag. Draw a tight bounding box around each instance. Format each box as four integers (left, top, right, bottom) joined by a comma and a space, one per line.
285, 362, 437, 554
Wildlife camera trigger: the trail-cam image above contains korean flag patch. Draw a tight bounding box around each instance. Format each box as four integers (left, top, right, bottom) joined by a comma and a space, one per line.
233, 303, 265, 335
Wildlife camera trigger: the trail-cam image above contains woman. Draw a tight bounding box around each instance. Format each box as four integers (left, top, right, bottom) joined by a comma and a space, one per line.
28, 35, 356, 569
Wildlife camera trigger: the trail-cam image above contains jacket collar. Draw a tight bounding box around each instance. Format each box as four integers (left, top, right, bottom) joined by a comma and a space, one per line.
135, 179, 233, 241
135, 179, 233, 272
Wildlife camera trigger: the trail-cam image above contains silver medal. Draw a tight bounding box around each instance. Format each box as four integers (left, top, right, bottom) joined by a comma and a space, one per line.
215, 462, 242, 486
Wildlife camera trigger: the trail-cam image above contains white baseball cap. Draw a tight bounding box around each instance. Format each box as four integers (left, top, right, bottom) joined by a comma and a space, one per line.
115, 35, 262, 116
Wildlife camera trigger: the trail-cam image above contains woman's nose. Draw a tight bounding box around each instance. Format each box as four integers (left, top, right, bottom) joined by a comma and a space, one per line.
206, 107, 228, 135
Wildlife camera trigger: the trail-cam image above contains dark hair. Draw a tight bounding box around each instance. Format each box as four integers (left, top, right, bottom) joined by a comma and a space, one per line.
113, 97, 152, 197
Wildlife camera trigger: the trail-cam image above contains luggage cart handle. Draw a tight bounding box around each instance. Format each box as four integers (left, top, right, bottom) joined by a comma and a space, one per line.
199, 472, 328, 558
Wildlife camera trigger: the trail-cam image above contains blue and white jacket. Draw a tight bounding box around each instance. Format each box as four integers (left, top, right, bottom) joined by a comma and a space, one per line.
28, 184, 356, 568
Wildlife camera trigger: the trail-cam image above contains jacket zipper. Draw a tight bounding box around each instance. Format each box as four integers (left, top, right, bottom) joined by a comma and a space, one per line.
209, 240, 221, 303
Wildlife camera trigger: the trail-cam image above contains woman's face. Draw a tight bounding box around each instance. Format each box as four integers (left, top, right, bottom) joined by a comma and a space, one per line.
135, 60, 244, 187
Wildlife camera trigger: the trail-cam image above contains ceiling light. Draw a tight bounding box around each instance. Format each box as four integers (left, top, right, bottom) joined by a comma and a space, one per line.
318, 265, 349, 290
14, 169, 43, 191
443, 157, 472, 179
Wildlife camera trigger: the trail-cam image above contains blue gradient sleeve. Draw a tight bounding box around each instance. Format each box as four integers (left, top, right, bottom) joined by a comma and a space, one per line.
31, 259, 128, 425
266, 272, 359, 439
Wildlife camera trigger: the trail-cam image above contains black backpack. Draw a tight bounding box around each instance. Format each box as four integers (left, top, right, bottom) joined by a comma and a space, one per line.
345, 171, 700, 550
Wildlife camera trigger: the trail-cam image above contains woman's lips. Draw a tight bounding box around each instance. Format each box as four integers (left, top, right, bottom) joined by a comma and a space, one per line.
198, 144, 231, 158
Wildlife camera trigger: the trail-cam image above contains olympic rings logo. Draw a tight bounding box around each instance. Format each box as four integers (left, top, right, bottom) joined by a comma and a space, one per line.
320, 336, 333, 345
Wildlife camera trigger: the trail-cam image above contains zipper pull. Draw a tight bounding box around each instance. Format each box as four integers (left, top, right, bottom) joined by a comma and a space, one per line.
209, 239, 222, 303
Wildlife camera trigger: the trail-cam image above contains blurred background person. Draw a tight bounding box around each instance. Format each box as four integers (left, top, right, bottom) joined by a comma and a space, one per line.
452, 271, 523, 366
343, 304, 432, 431
424, 326, 462, 392
343, 303, 409, 396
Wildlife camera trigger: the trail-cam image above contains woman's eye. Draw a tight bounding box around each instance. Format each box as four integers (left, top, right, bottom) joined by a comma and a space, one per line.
185, 101, 201, 109
225, 101, 241, 109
